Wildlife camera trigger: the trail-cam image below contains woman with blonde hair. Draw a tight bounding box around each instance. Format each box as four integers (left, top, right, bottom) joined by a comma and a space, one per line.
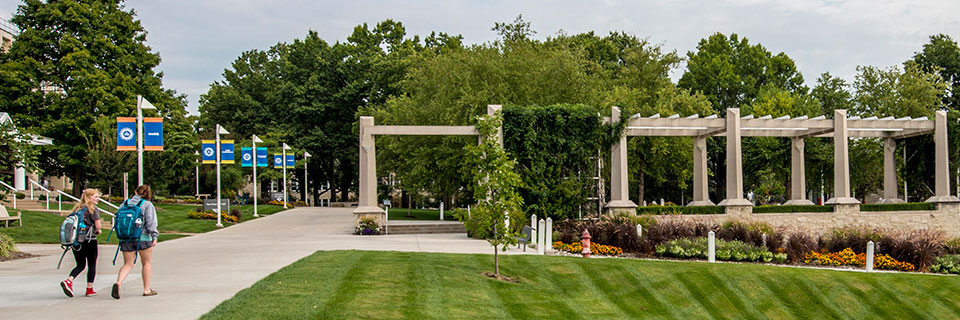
60, 188, 103, 297
112, 184, 159, 299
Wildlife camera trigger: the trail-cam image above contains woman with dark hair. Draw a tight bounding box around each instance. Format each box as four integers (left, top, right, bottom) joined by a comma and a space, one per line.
112, 185, 159, 299
60, 188, 103, 297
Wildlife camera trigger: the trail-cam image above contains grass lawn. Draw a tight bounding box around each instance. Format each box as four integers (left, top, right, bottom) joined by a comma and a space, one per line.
0, 204, 288, 244
387, 208, 457, 221
203, 250, 960, 319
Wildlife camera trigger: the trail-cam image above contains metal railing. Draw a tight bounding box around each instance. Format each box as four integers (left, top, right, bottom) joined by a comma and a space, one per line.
57, 190, 116, 218
28, 179, 50, 210
0, 180, 16, 209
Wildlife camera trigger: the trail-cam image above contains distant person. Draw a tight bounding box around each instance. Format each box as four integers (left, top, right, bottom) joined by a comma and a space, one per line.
60, 188, 103, 297
112, 185, 159, 299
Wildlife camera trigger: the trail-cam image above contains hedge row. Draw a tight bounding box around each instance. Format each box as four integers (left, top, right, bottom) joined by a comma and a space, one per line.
635, 206, 724, 215
861, 202, 936, 212
752, 205, 833, 213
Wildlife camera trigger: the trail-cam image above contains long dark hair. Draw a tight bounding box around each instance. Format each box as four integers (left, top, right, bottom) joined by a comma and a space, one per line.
134, 185, 152, 201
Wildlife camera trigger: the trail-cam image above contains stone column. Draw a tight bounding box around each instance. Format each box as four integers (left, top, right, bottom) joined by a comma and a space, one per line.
785, 137, 814, 205
606, 106, 638, 214
688, 135, 714, 206
826, 109, 860, 206
879, 137, 905, 204
927, 110, 960, 203
718, 108, 752, 207
354, 116, 385, 223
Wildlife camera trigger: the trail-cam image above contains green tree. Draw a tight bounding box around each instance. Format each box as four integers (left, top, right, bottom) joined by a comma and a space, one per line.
461, 111, 524, 278
0, 121, 39, 178
812, 72, 853, 117
911, 34, 960, 109
0, 0, 191, 196
852, 62, 947, 118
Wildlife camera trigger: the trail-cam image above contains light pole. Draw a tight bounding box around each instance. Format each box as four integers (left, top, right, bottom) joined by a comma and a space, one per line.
136, 95, 157, 186
303, 151, 311, 206
194, 151, 199, 197
252, 135, 263, 217
282, 143, 292, 208
216, 124, 230, 227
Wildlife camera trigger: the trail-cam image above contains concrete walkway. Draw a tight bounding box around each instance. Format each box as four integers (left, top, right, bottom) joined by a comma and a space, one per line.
0, 206, 536, 319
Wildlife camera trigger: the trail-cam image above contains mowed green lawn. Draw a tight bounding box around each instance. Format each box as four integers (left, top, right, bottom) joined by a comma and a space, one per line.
0, 203, 287, 244
202, 250, 960, 320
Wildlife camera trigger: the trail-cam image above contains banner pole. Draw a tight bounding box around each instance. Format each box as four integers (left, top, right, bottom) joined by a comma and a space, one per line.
137, 95, 144, 186
253, 136, 259, 217
216, 124, 223, 227
283, 143, 288, 208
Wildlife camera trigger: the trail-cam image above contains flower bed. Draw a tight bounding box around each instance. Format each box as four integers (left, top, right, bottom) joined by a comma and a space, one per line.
803, 248, 915, 271
355, 218, 380, 235
655, 237, 787, 263
552, 241, 623, 256
187, 210, 239, 223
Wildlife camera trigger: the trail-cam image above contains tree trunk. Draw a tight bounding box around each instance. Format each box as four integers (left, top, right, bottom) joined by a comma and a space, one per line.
71, 168, 84, 197
637, 158, 645, 205
494, 243, 499, 277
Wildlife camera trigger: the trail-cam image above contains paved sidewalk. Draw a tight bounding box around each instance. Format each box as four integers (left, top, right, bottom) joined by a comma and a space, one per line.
0, 207, 535, 320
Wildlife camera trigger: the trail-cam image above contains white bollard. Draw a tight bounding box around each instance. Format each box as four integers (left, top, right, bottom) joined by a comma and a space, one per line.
440, 202, 444, 221
762, 233, 767, 248
384, 206, 389, 235
538, 219, 546, 255
866, 241, 875, 272
708, 231, 716, 263
545, 217, 553, 251
636, 224, 642, 239
530, 214, 538, 245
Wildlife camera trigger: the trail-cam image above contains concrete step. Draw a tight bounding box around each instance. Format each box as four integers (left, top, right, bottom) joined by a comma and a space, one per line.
386, 223, 466, 234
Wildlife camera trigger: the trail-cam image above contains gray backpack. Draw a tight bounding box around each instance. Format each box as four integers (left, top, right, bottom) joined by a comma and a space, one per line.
57, 208, 91, 268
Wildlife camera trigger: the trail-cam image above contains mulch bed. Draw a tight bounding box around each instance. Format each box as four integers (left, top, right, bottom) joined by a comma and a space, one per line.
0, 251, 39, 262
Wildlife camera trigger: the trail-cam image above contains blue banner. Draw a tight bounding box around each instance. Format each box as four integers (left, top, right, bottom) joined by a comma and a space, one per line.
256, 147, 268, 167
117, 118, 136, 151
201, 140, 216, 164
221, 140, 235, 164
286, 154, 295, 167
143, 118, 163, 151
240, 147, 253, 167
273, 154, 283, 168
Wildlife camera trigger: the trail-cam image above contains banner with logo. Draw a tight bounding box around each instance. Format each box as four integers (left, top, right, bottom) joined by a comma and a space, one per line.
221, 140, 235, 164
273, 154, 283, 168
201, 140, 216, 164
286, 154, 295, 167
143, 117, 163, 151
240, 147, 253, 167
116, 117, 136, 151
256, 147, 268, 167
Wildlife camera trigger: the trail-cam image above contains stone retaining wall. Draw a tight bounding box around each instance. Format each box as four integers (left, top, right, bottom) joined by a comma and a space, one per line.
652, 203, 960, 237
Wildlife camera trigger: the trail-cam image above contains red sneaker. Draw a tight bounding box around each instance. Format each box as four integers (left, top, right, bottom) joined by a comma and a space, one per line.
85, 287, 97, 297
60, 279, 74, 297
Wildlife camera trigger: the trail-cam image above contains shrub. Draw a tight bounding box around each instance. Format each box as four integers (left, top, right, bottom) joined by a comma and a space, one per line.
752, 205, 832, 213
0, 233, 17, 258
15, 193, 25, 200
946, 238, 960, 254
355, 218, 380, 235
655, 237, 780, 263
555, 218, 640, 253
229, 208, 242, 222
187, 210, 238, 223
785, 231, 819, 263
267, 200, 294, 207
636, 206, 724, 215
930, 254, 960, 274
716, 220, 782, 252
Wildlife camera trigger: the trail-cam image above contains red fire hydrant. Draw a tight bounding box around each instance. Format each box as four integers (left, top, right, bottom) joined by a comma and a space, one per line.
581, 230, 592, 258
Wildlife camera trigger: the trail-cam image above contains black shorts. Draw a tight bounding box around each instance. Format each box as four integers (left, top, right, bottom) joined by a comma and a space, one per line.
119, 240, 155, 252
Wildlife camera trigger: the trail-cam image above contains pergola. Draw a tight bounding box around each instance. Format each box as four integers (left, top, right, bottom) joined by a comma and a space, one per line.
603, 107, 958, 213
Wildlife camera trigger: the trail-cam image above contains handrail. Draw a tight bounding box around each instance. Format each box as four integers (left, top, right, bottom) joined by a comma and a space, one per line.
57, 190, 116, 217
28, 179, 50, 210
0, 180, 16, 209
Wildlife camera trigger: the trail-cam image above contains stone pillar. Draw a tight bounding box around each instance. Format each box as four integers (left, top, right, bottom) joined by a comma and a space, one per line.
879, 137, 905, 204
606, 106, 638, 213
785, 137, 814, 205
928, 110, 960, 203
688, 135, 714, 206
354, 116, 385, 223
718, 108, 752, 207
826, 109, 860, 206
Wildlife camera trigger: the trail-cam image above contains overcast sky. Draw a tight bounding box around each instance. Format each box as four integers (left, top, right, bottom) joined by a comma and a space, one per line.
2, 0, 959, 114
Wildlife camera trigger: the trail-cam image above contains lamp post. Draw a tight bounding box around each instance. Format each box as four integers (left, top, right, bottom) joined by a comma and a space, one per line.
215, 124, 230, 227
282, 143, 292, 208
303, 151, 311, 206
136, 95, 157, 186
252, 135, 263, 217
194, 151, 199, 197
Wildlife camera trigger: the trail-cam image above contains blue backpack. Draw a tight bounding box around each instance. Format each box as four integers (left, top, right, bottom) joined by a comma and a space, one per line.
107, 199, 145, 265
56, 208, 90, 269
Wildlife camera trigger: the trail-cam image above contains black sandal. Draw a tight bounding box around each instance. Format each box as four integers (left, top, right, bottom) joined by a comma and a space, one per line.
111, 283, 120, 299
